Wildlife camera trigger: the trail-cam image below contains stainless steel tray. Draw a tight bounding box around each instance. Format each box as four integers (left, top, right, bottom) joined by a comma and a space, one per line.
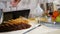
40, 22, 60, 29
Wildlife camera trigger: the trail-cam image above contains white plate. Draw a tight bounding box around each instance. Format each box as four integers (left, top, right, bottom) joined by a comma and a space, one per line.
0, 21, 39, 34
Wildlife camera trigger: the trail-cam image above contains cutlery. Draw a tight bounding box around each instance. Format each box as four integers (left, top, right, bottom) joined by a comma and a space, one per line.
23, 24, 41, 34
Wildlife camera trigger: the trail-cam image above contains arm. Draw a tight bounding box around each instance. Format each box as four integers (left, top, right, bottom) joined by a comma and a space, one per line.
10, 0, 21, 7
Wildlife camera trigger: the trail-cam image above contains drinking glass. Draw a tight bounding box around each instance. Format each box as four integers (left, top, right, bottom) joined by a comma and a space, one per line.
0, 9, 3, 24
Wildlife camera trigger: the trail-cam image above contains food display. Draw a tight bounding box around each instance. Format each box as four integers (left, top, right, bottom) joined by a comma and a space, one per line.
28, 18, 35, 20
28, 18, 39, 23
0, 17, 31, 32
55, 15, 60, 23
51, 11, 60, 22
28, 18, 36, 21
40, 17, 48, 22
52, 11, 59, 21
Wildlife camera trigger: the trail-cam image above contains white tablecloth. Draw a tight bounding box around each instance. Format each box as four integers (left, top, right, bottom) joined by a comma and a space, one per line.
0, 25, 60, 34
26, 25, 60, 34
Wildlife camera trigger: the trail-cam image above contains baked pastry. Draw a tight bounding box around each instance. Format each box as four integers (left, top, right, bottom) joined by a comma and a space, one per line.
40, 17, 48, 22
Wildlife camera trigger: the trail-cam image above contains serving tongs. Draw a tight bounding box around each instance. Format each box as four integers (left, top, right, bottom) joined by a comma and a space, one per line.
23, 18, 41, 34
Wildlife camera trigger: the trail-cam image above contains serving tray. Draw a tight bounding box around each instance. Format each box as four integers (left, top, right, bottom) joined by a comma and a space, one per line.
40, 22, 60, 29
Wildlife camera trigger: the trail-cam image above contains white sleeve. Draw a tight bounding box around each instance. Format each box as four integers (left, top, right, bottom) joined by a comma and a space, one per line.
29, 0, 38, 10
29, 4, 44, 18
29, 0, 39, 15
34, 4, 44, 16
0, 2, 5, 9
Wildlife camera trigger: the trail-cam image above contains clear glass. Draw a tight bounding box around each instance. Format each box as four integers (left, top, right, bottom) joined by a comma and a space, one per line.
0, 9, 3, 24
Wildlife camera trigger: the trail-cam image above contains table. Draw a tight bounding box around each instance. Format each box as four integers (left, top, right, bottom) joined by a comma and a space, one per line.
26, 25, 60, 34
0, 25, 60, 34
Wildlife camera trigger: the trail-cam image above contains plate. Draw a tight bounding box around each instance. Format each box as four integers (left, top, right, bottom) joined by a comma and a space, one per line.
0, 21, 39, 34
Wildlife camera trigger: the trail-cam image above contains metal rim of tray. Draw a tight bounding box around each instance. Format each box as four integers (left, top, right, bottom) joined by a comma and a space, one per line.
40, 22, 60, 29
